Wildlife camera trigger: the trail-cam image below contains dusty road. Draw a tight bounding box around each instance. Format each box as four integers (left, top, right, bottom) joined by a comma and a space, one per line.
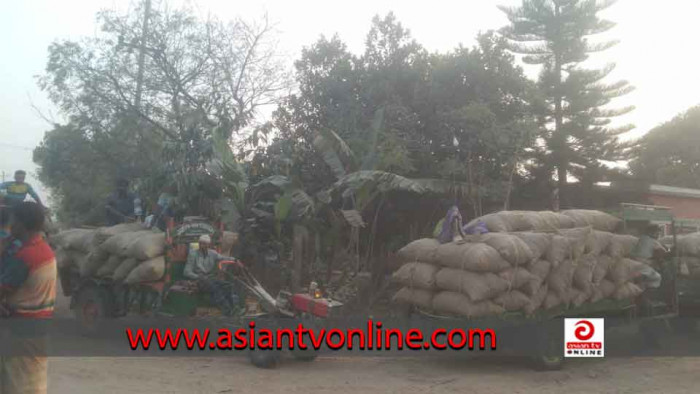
47, 287, 700, 394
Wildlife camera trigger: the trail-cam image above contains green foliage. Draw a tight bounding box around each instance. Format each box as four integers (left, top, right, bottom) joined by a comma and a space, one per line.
629, 106, 700, 188
500, 0, 634, 203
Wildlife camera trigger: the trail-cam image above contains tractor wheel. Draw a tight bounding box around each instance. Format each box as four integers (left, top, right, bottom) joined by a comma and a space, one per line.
248, 348, 281, 369
74, 285, 112, 337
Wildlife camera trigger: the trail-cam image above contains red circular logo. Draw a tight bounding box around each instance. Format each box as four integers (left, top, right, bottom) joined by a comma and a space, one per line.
574, 320, 595, 340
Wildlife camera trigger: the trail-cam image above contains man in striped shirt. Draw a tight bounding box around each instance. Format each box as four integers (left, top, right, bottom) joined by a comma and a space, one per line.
0, 202, 56, 394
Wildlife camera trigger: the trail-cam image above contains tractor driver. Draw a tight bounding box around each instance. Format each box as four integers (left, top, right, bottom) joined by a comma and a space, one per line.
183, 234, 242, 316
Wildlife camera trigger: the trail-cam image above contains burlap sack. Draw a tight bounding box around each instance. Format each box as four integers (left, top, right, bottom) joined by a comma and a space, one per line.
397, 238, 441, 263
585, 230, 613, 256
93, 223, 145, 246
573, 254, 597, 293
392, 287, 434, 310
498, 211, 534, 231
127, 232, 166, 260
608, 258, 648, 285
548, 259, 575, 300
112, 258, 141, 282
614, 282, 643, 300
494, 290, 531, 312
467, 213, 511, 232
124, 256, 166, 284
499, 267, 539, 295
561, 210, 621, 232
512, 232, 552, 261
538, 211, 576, 230
524, 284, 548, 315
558, 227, 592, 260
392, 262, 439, 290
435, 242, 511, 272
675, 233, 700, 256
478, 233, 534, 266
527, 259, 552, 281
547, 235, 572, 264
570, 287, 591, 307
54, 248, 84, 270
435, 268, 509, 302
592, 255, 614, 284
607, 234, 639, 258
55, 229, 96, 252
432, 291, 505, 318
96, 254, 125, 277
543, 291, 562, 310
79, 251, 109, 277
100, 230, 153, 256
590, 279, 616, 303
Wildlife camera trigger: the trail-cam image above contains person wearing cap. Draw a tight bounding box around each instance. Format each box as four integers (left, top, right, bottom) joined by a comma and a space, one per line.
183, 234, 241, 316
105, 178, 142, 226
0, 170, 44, 209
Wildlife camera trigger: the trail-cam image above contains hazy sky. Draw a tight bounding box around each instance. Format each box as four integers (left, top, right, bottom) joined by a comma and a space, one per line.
2, 0, 699, 205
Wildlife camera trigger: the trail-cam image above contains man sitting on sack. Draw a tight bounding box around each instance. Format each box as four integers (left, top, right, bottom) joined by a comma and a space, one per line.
183, 234, 243, 316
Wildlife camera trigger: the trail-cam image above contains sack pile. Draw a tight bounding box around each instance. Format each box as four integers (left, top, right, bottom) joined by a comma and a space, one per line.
52, 223, 167, 284
464, 209, 622, 233
393, 210, 653, 318
666, 232, 700, 278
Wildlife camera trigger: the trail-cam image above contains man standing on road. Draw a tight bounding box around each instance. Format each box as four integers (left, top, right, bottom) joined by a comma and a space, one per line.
0, 202, 56, 394
183, 234, 242, 316
0, 170, 44, 209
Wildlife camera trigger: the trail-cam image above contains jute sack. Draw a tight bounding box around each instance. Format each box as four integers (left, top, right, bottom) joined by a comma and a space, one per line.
466, 213, 511, 232
96, 254, 125, 277
606, 234, 639, 258
674, 232, 700, 256
55, 229, 96, 251
100, 230, 153, 256
527, 259, 552, 281
573, 254, 597, 293
558, 227, 592, 260
397, 238, 441, 263
127, 232, 166, 260
494, 290, 531, 312
592, 255, 614, 284
435, 268, 509, 302
538, 211, 576, 230
498, 267, 539, 296
93, 223, 145, 246
392, 262, 439, 290
392, 287, 434, 310
614, 282, 643, 300
54, 248, 85, 270
524, 284, 548, 315
512, 232, 552, 261
478, 233, 534, 266
585, 230, 613, 256
432, 291, 506, 318
547, 235, 571, 264
561, 210, 622, 232
608, 258, 648, 285
548, 259, 575, 301
590, 279, 616, 303
124, 256, 166, 284
79, 251, 109, 277
112, 258, 141, 282
543, 291, 562, 310
434, 242, 510, 272
569, 287, 591, 308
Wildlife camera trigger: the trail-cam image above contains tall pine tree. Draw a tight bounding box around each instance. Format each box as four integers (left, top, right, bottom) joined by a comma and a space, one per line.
499, 0, 634, 207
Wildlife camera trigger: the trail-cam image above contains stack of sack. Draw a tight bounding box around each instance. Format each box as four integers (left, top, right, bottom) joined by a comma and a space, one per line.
665, 232, 700, 278
392, 210, 656, 318
52, 223, 167, 285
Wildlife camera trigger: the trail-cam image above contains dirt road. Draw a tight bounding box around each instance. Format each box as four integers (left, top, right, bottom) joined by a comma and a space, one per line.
48, 285, 700, 394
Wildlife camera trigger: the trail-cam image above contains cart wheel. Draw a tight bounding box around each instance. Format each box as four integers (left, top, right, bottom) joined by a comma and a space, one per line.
248, 348, 281, 369
532, 327, 564, 371
74, 286, 112, 337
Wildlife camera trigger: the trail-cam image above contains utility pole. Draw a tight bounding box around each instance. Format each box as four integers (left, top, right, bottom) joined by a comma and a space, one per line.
134, 0, 152, 110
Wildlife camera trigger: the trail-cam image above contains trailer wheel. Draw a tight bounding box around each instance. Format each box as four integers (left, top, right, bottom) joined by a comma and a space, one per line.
74, 285, 112, 337
532, 325, 564, 371
248, 348, 281, 369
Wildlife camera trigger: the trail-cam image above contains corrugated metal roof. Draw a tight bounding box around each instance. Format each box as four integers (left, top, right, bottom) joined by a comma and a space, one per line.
649, 184, 700, 199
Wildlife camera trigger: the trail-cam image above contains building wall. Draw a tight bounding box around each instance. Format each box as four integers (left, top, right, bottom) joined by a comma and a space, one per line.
645, 194, 700, 220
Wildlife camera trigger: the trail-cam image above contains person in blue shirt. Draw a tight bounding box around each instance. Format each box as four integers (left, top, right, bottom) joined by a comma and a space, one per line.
0, 170, 44, 209
105, 178, 142, 226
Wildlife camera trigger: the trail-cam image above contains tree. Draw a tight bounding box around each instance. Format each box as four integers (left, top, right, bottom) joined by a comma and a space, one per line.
499, 0, 634, 207
34, 1, 289, 222
629, 106, 700, 188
